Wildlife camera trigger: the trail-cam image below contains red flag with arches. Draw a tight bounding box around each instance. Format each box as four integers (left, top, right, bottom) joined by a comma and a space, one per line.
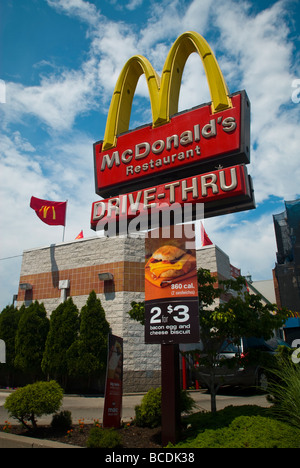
30, 196, 67, 226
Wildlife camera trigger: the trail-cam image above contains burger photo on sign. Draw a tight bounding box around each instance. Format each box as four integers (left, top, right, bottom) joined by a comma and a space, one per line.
145, 244, 196, 287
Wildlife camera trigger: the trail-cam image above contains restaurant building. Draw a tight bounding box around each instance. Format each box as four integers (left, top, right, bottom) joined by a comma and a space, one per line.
16, 235, 237, 392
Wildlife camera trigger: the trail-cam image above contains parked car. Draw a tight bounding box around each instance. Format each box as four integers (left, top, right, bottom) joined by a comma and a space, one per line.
196, 336, 291, 391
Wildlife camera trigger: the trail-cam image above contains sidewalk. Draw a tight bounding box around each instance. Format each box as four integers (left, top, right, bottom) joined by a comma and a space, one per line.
0, 431, 81, 448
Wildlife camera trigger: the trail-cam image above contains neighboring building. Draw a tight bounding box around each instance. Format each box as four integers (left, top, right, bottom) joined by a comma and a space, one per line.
247, 278, 276, 305
16, 236, 235, 392
273, 199, 300, 344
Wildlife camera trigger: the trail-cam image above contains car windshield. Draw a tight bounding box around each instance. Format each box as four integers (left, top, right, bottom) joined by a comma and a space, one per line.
220, 339, 240, 353
243, 337, 273, 351
265, 337, 291, 350
218, 336, 291, 354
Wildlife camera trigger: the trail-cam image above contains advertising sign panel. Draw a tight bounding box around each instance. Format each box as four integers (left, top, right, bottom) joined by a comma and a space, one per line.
103, 334, 123, 428
145, 225, 199, 344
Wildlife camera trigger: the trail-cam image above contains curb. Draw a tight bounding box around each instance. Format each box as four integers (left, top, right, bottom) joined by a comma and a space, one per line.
0, 432, 81, 448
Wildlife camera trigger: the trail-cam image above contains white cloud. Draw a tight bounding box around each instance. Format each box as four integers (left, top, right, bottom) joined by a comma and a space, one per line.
3, 61, 97, 131
126, 0, 144, 10
46, 0, 101, 26
0, 128, 96, 309
205, 0, 300, 204
0, 132, 62, 308
203, 211, 278, 281
139, 0, 212, 54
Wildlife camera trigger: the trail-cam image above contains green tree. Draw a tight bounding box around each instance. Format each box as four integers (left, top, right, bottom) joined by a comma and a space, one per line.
128, 268, 294, 412
67, 291, 110, 385
14, 301, 49, 381
42, 297, 79, 388
195, 268, 294, 412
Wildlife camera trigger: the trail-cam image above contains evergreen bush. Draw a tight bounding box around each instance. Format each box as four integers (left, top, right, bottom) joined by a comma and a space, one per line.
86, 427, 122, 448
51, 410, 73, 430
134, 387, 196, 428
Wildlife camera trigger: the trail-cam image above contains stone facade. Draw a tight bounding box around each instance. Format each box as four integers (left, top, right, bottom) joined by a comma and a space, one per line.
16, 236, 232, 392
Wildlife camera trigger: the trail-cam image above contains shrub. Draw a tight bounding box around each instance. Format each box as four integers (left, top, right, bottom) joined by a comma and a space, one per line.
135, 387, 162, 428
267, 358, 300, 430
4, 380, 63, 429
180, 389, 197, 414
174, 415, 300, 448
86, 427, 122, 448
134, 387, 196, 428
51, 410, 73, 430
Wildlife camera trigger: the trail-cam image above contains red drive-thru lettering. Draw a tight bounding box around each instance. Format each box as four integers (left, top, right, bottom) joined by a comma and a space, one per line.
91, 164, 253, 231
94, 92, 250, 198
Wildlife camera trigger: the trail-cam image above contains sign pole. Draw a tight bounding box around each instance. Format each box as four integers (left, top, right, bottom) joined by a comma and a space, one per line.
161, 343, 181, 446
62, 200, 68, 243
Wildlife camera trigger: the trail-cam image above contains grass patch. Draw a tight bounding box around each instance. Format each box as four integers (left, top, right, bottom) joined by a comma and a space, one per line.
171, 405, 300, 448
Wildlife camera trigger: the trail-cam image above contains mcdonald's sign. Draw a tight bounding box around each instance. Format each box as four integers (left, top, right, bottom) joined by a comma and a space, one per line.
94, 32, 250, 199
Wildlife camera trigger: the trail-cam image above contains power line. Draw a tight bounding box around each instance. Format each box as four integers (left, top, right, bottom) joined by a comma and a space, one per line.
0, 254, 23, 261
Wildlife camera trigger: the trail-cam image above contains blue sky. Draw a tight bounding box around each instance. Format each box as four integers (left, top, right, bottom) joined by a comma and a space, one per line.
0, 0, 299, 309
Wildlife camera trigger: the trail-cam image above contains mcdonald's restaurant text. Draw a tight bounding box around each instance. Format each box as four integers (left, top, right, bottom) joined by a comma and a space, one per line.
100, 116, 236, 174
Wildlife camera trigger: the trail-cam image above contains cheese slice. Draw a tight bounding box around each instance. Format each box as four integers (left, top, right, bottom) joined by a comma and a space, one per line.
149, 261, 183, 277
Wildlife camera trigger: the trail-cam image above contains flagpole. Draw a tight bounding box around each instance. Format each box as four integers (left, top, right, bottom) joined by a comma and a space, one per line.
62, 200, 68, 242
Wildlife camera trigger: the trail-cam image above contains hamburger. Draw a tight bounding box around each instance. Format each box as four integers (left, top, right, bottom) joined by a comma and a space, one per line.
146, 245, 196, 280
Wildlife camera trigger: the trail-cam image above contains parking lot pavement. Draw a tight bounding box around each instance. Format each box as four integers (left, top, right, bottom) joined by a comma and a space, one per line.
0, 388, 270, 425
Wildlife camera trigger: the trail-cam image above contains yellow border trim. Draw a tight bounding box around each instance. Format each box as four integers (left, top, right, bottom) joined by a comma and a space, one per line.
102, 31, 232, 150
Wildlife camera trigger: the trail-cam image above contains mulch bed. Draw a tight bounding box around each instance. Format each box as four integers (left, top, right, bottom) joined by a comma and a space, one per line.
1, 423, 163, 448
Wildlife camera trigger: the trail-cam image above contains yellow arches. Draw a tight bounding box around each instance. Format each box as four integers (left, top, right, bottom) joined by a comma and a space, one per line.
102, 31, 232, 151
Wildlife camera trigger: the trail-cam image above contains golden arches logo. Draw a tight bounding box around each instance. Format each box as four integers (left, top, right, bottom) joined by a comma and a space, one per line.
102, 31, 232, 151
39, 205, 56, 220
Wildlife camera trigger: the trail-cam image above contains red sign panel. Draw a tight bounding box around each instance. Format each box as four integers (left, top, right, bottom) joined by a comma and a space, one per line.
103, 334, 123, 428
91, 164, 254, 231
94, 91, 250, 198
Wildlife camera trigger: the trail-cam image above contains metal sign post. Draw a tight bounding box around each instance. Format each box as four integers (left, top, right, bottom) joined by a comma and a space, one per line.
161, 343, 181, 445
